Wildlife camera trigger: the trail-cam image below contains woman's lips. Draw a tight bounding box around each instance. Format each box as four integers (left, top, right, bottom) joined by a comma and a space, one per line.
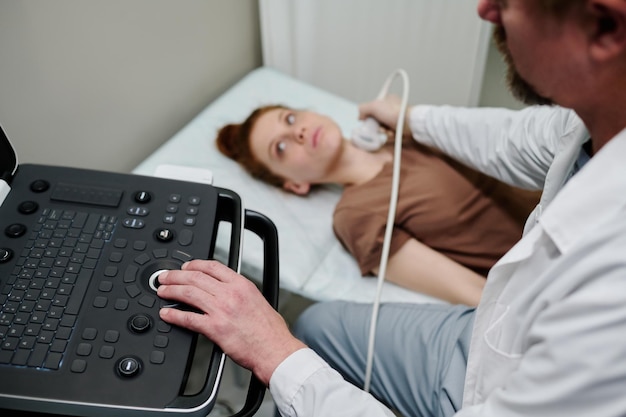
312, 127, 321, 148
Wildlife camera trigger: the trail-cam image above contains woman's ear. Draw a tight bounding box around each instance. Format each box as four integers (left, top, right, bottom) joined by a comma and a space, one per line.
283, 180, 311, 196
588, 0, 626, 61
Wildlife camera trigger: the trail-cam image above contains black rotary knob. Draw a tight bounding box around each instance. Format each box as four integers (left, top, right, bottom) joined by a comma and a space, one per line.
5, 223, 26, 238
128, 314, 152, 333
0, 248, 13, 263
117, 357, 142, 377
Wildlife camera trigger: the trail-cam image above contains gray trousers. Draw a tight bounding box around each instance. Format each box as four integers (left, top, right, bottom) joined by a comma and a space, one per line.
293, 301, 475, 417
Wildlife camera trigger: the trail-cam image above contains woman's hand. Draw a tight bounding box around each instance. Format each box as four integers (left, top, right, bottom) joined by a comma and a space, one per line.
358, 95, 412, 137
157, 259, 306, 385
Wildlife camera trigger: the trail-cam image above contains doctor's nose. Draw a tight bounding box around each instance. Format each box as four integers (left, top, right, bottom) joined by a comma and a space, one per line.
477, 0, 502, 25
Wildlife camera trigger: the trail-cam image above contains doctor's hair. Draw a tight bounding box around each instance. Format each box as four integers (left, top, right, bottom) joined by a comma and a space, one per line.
216, 104, 287, 188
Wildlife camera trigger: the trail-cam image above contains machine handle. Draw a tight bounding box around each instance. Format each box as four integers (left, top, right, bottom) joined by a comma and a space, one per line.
229, 209, 280, 417
166, 195, 279, 417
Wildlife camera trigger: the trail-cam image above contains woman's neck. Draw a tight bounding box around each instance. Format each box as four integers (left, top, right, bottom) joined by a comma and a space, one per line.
327, 141, 392, 187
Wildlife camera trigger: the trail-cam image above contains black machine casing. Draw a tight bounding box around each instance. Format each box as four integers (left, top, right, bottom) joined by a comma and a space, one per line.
0, 131, 278, 417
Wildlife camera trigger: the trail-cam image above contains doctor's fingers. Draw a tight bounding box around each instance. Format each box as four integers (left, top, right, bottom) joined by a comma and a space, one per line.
158, 267, 261, 315
157, 260, 237, 289
182, 259, 240, 283
358, 95, 403, 129
159, 305, 210, 335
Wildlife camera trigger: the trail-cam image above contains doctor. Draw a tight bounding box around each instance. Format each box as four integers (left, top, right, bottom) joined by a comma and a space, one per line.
157, 0, 626, 416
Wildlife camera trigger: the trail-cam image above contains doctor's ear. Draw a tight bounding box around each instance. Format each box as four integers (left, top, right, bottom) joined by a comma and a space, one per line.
587, 0, 626, 61
283, 180, 311, 196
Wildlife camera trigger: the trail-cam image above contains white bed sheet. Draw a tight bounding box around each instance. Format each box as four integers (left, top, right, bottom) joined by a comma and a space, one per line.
133, 67, 439, 304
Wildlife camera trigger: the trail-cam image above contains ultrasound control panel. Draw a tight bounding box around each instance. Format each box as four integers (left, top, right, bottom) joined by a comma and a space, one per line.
0, 163, 267, 417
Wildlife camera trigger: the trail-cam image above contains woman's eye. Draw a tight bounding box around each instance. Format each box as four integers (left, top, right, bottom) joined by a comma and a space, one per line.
286, 113, 295, 125
276, 141, 286, 155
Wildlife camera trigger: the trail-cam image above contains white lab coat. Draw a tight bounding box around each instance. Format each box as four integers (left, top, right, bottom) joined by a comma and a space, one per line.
270, 105, 626, 417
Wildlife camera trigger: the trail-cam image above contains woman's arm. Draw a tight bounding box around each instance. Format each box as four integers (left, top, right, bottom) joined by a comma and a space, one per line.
376, 238, 486, 306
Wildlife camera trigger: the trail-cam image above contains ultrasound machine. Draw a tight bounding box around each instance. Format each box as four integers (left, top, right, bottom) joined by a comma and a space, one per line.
0, 125, 278, 416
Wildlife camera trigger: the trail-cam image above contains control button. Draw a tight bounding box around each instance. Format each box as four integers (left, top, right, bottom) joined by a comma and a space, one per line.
134, 253, 151, 265
128, 314, 152, 333
157, 321, 172, 333
133, 240, 147, 251
104, 330, 120, 343
169, 194, 181, 203
104, 266, 118, 277
18, 201, 39, 215
82, 328, 98, 340
76, 343, 92, 356
124, 265, 139, 283
178, 229, 193, 246
188, 196, 201, 205
70, 359, 87, 373
93, 296, 108, 308
117, 357, 141, 377
154, 335, 169, 348
139, 295, 156, 308
109, 252, 123, 263
30, 179, 50, 193
113, 238, 128, 248
152, 248, 168, 259
172, 250, 193, 263
134, 191, 152, 204
155, 228, 174, 242
5, 223, 26, 238
0, 248, 13, 263
99, 346, 115, 359
150, 351, 165, 365
122, 218, 145, 229
125, 284, 141, 298
114, 298, 129, 311
127, 206, 149, 216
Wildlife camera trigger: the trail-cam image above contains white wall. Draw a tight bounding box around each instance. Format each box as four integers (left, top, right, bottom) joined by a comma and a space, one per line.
0, 1, 522, 176
260, 0, 492, 107
0, 0, 262, 173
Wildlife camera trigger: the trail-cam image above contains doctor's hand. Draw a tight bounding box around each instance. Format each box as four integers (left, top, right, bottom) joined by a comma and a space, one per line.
358, 95, 412, 137
157, 260, 306, 386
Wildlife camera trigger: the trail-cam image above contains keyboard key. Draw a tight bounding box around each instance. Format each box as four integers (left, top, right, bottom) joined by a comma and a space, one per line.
28, 344, 49, 367
45, 352, 63, 370
66, 269, 93, 315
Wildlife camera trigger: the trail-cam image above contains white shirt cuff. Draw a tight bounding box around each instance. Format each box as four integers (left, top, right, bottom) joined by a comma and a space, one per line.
269, 348, 329, 412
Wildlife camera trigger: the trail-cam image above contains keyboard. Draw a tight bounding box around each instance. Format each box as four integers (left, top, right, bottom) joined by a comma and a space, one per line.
0, 163, 253, 416
0, 208, 113, 369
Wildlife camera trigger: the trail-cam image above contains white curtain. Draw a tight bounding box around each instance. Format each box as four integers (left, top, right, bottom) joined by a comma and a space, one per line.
259, 0, 492, 106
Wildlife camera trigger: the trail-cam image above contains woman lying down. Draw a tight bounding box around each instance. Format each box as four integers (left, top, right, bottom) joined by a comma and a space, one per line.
216, 105, 540, 306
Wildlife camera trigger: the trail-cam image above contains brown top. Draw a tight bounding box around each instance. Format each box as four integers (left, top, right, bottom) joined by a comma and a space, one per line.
333, 139, 541, 276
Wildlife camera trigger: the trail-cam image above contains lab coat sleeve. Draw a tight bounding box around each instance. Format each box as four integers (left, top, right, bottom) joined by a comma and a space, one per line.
408, 104, 578, 190
270, 348, 396, 417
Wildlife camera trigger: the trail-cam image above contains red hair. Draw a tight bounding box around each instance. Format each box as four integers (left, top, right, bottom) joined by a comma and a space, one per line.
216, 105, 287, 188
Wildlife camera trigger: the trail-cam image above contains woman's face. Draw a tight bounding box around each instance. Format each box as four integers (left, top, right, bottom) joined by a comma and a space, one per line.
249, 108, 344, 194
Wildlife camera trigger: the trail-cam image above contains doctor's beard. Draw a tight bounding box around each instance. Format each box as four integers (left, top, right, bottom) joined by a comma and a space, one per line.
493, 25, 554, 106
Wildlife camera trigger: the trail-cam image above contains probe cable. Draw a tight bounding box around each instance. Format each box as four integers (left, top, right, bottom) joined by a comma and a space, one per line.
363, 68, 410, 392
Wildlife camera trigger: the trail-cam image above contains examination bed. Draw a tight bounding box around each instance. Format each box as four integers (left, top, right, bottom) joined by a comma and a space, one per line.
133, 67, 439, 305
